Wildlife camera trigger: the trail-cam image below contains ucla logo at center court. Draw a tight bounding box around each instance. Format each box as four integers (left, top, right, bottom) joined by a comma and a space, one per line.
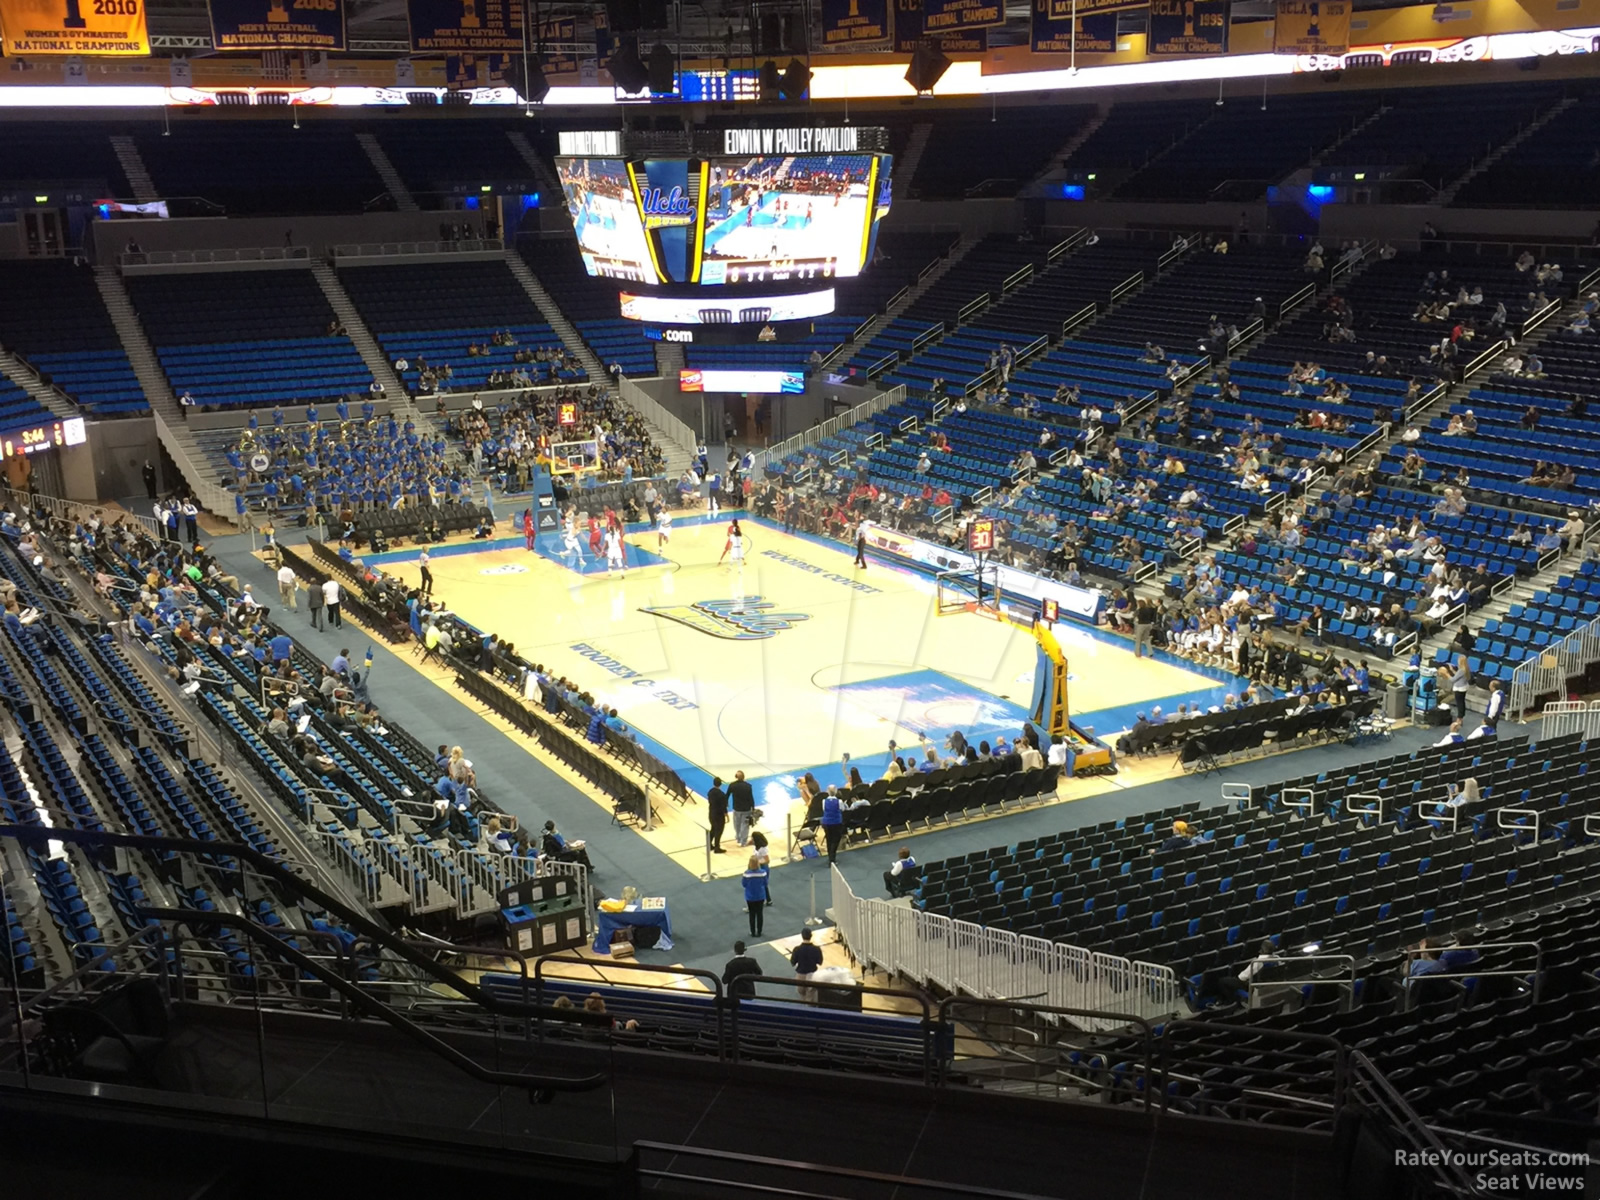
640, 597, 809, 641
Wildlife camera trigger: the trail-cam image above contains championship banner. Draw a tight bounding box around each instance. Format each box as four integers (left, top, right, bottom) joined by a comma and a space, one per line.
537, 16, 576, 75
1148, 0, 1229, 55
208, 0, 346, 52
1031, 3, 1116, 54
893, 0, 987, 53
820, 0, 890, 48
1274, 0, 1349, 54
1046, 0, 1145, 18
922, 0, 1004, 34
0, 0, 149, 55
407, 0, 523, 54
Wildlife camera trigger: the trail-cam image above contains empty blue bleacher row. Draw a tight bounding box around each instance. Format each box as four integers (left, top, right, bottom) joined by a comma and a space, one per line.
0, 379, 54, 436
28, 350, 146, 415
0, 260, 148, 416
156, 337, 372, 410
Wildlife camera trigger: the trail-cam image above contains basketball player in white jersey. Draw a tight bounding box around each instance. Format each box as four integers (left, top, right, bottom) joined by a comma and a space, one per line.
726, 518, 745, 568
561, 510, 585, 562
657, 508, 672, 549
604, 527, 627, 576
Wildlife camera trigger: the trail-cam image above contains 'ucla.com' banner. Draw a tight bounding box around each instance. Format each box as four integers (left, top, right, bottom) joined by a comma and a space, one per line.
1148, 0, 1228, 55
921, 0, 1004, 33
1274, 0, 1349, 54
0, 0, 148, 55
208, 0, 345, 52
408, 0, 523, 54
892, 0, 986, 53
820, 0, 889, 48
1031, 3, 1116, 54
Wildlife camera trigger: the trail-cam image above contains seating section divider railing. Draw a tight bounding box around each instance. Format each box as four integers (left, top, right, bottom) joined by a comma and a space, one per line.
1510, 619, 1600, 720
830, 865, 1182, 1031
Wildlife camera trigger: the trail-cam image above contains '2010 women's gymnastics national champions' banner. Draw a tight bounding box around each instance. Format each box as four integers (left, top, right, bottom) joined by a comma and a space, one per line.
208, 0, 346, 52
407, 0, 523, 54
0, 0, 149, 55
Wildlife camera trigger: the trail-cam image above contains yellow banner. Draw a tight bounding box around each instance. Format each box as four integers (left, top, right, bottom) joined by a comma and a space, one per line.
1274, 0, 1350, 54
0, 0, 150, 55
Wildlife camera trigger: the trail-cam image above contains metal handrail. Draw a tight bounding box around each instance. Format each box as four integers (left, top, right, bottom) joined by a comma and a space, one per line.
148, 906, 605, 1094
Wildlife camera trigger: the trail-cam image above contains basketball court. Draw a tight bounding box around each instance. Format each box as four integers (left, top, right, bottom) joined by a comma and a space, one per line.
367, 511, 1255, 816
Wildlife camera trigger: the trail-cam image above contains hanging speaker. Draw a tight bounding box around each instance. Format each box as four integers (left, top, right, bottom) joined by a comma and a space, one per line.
647, 42, 676, 93
905, 45, 950, 93
504, 58, 550, 104
757, 12, 781, 53
780, 57, 810, 101
608, 39, 650, 93
758, 59, 782, 101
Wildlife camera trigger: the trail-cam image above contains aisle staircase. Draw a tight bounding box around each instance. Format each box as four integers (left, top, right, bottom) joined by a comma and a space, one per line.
822, 235, 974, 368
109, 135, 158, 203
355, 132, 419, 213
1436, 96, 1580, 206
502, 251, 607, 381
0, 350, 78, 420
895, 123, 934, 192
504, 130, 563, 199
90, 264, 231, 516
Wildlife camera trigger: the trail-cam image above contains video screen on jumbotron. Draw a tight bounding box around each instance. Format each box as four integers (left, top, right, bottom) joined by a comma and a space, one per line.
556, 157, 657, 284
699, 154, 883, 285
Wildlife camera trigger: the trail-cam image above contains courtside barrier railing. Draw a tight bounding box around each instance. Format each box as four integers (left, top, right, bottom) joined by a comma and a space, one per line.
830, 866, 1180, 1031
1538, 699, 1600, 740
2, 487, 161, 541
1510, 617, 1600, 721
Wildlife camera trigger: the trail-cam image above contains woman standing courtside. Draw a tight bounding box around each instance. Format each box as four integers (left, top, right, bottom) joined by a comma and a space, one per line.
742, 854, 770, 937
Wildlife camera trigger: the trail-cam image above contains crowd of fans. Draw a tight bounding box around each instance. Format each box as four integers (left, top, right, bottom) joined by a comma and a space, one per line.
446, 384, 665, 492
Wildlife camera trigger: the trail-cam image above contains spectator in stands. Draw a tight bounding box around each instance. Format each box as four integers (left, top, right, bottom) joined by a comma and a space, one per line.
541, 819, 592, 869
1407, 940, 1447, 977
883, 846, 919, 899
723, 941, 761, 999
1151, 820, 1199, 855
1434, 719, 1465, 747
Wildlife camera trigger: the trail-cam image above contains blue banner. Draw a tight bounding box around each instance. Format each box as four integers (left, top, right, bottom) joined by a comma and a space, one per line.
1046, 0, 1145, 16
209, 0, 345, 51
892, 0, 987, 53
921, 0, 1004, 34
1031, 3, 1116, 53
535, 16, 576, 76
408, 0, 523, 54
1148, 0, 1229, 55
820, 0, 890, 48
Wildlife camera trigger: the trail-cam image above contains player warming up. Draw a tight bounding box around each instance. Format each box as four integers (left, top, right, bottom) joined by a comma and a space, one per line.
657, 508, 673, 549
561, 510, 585, 563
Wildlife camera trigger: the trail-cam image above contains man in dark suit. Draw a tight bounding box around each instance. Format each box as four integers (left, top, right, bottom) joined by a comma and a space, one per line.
706, 776, 728, 854
728, 769, 756, 847
722, 940, 762, 999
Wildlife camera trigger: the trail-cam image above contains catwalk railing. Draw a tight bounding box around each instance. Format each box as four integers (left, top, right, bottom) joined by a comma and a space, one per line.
2, 486, 161, 541
830, 866, 1181, 1031
1509, 616, 1600, 721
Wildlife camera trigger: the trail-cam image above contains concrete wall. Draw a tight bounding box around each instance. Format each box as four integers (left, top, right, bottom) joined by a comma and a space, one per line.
68, 417, 159, 503
627, 376, 883, 445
